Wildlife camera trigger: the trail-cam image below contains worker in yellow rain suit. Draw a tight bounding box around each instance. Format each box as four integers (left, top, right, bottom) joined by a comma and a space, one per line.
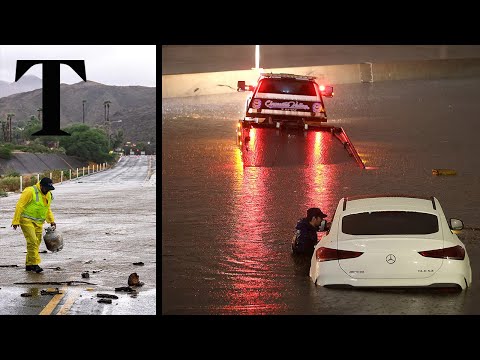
11, 177, 56, 273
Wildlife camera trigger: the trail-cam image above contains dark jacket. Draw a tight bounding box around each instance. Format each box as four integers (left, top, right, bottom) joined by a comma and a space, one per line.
291, 218, 319, 256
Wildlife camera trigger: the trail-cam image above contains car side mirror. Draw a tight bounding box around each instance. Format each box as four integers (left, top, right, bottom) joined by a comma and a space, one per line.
237, 81, 255, 92
449, 218, 464, 231
320, 85, 334, 98
237, 81, 246, 91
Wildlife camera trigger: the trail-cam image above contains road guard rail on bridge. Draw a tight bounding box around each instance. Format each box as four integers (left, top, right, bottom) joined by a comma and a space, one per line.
162, 58, 480, 98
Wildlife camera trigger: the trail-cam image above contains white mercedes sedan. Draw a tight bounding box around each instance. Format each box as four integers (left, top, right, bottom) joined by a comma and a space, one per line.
310, 195, 472, 290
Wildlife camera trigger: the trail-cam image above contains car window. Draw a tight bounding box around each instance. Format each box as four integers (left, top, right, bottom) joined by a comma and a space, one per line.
342, 211, 439, 235
258, 78, 317, 96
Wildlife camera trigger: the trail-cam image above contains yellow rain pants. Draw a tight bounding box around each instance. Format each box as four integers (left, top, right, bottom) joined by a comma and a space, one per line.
20, 217, 44, 266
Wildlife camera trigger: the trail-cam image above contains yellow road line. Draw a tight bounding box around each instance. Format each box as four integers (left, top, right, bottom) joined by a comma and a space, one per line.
39, 286, 67, 315
56, 295, 77, 315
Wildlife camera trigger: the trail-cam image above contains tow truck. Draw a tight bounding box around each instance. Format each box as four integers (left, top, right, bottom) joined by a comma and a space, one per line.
236, 73, 364, 168
237, 72, 333, 129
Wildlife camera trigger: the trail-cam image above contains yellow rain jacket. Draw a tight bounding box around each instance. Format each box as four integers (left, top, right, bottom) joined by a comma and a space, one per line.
12, 182, 55, 225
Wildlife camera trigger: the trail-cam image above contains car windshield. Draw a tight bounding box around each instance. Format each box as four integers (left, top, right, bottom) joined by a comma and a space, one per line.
258, 78, 317, 96
342, 211, 439, 235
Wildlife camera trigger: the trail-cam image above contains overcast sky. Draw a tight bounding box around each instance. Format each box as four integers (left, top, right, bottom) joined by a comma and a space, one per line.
0, 45, 156, 87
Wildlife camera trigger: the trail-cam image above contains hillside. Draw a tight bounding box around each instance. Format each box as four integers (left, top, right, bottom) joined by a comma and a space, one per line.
0, 81, 156, 145
0, 75, 42, 98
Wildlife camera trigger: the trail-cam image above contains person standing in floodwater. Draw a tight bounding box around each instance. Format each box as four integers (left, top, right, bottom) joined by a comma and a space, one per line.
291, 207, 328, 257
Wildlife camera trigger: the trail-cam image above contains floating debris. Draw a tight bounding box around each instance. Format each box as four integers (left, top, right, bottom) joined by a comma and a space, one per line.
432, 169, 457, 176
98, 298, 112, 304
97, 293, 119, 299
133, 262, 144, 266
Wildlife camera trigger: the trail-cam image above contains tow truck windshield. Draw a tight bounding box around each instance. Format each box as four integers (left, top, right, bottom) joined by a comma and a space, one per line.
258, 78, 317, 96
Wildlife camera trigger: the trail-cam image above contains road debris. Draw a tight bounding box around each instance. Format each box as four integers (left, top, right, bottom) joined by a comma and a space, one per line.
84, 260, 93, 264
97, 293, 119, 299
0, 265, 19, 268
41, 288, 62, 295
128, 272, 144, 286
81, 272, 90, 278
20, 293, 32, 297
115, 286, 136, 293
15, 281, 97, 286
133, 262, 144, 266
98, 298, 112, 304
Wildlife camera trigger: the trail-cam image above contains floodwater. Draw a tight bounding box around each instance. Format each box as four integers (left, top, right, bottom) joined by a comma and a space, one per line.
162, 77, 480, 315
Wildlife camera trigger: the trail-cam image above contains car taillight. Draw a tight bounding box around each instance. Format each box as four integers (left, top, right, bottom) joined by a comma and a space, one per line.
419, 245, 465, 260
319, 85, 325, 91
315, 247, 364, 262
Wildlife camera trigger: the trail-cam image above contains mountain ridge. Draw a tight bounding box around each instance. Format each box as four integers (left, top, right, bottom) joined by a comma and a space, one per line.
0, 81, 156, 145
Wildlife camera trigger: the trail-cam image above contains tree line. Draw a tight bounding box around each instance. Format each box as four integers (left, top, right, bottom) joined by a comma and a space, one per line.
0, 116, 124, 163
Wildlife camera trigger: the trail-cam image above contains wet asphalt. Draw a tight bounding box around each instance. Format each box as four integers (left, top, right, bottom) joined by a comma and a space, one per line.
0, 155, 156, 315
162, 77, 480, 315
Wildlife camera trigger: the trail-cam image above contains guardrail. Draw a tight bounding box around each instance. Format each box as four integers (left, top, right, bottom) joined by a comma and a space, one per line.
14, 163, 110, 193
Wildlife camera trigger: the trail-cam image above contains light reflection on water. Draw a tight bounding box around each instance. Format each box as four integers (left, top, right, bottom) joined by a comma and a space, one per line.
218, 128, 344, 314
220, 150, 285, 315
163, 79, 480, 315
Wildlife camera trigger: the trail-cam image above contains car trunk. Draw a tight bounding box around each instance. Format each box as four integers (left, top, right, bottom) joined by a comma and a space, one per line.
337, 236, 444, 279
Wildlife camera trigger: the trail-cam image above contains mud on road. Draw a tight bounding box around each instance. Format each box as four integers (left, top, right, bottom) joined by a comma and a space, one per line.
0, 155, 156, 315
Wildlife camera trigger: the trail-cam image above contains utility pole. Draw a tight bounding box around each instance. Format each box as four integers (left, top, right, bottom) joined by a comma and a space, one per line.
103, 101, 112, 149
6, 113, 14, 143
82, 100, 87, 124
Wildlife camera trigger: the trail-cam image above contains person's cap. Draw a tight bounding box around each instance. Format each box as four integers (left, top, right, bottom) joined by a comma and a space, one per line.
307, 207, 327, 219
40, 177, 55, 191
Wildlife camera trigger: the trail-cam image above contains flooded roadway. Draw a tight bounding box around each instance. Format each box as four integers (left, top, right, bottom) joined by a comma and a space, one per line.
0, 155, 156, 315
162, 76, 480, 315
